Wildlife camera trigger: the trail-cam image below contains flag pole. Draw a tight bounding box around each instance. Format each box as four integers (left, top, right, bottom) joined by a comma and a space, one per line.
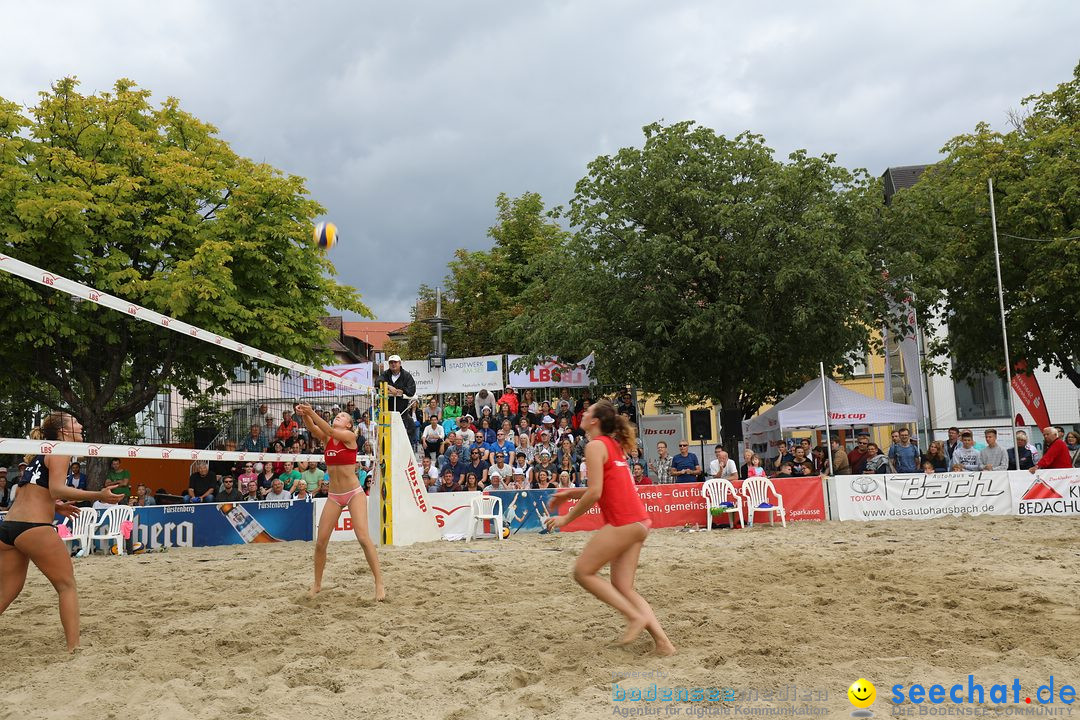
988, 178, 1019, 450
821, 362, 834, 475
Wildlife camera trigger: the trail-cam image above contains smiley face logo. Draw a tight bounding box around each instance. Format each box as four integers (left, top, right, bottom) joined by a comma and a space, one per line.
848, 678, 876, 710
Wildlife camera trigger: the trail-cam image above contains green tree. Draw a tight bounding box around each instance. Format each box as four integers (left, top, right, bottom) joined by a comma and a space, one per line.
0, 78, 369, 486
886, 63, 1080, 387
389, 192, 567, 359
505, 121, 891, 452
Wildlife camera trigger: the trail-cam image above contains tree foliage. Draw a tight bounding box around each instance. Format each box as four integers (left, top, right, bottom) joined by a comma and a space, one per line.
0, 78, 369, 482
387, 192, 568, 359
504, 121, 892, 449
887, 63, 1080, 387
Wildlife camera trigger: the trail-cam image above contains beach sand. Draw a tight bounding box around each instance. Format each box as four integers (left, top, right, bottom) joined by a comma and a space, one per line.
2, 515, 1078, 719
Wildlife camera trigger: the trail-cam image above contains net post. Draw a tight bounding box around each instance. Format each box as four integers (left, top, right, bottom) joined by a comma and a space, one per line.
378, 381, 392, 545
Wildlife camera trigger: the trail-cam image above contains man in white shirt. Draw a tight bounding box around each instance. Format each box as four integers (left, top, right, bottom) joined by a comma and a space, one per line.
264, 479, 291, 501
708, 446, 738, 481
422, 416, 445, 459
488, 453, 511, 485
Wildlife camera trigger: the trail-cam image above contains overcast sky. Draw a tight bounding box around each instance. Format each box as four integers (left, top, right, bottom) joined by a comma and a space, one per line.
3, 1, 1078, 321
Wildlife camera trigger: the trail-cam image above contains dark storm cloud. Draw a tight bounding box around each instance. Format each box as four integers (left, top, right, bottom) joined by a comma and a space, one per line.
3, 1, 1078, 320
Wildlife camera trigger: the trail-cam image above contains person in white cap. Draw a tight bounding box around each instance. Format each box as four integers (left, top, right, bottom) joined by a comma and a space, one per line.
379, 355, 416, 438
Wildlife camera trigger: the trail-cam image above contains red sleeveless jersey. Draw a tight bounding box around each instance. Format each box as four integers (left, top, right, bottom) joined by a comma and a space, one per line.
596, 435, 649, 526
325, 437, 358, 466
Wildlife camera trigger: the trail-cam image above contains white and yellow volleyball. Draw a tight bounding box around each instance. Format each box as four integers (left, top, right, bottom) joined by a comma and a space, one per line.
313, 221, 338, 250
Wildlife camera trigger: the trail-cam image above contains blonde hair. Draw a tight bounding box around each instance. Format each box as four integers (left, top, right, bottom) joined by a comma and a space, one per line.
26, 411, 71, 463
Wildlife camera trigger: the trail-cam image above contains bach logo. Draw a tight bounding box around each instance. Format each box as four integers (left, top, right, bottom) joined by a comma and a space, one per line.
126, 447, 139, 458
87, 445, 102, 456
88, 290, 101, 301
127, 305, 138, 315
40, 442, 57, 454
42, 273, 58, 285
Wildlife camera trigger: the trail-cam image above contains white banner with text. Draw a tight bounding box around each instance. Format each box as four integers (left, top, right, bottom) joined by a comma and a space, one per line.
507, 353, 595, 388
638, 414, 685, 468
401, 356, 504, 395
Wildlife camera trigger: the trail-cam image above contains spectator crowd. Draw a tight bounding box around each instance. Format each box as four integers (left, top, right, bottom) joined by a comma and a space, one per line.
4, 387, 1079, 513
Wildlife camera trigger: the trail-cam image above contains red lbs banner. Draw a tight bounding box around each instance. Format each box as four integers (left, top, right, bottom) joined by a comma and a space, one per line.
557, 479, 826, 531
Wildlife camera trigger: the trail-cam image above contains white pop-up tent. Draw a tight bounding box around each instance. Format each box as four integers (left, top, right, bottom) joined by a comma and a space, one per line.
743, 377, 919, 440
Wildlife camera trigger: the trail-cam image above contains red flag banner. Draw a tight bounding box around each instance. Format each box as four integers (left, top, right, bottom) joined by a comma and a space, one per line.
1011, 360, 1051, 429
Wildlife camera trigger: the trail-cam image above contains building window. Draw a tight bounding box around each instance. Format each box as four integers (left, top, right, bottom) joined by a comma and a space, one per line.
846, 348, 869, 376
232, 366, 246, 384
954, 372, 1009, 420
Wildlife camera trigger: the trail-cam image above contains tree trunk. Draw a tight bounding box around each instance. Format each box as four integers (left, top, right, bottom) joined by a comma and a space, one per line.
81, 415, 112, 491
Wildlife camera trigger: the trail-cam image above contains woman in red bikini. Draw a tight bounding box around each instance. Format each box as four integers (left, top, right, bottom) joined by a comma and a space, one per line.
297, 404, 384, 601
545, 399, 675, 655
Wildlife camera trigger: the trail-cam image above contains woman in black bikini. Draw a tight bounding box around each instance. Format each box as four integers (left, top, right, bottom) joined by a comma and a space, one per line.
0, 412, 122, 651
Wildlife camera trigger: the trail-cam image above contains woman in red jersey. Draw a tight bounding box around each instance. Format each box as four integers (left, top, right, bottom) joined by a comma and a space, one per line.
297, 404, 384, 601
545, 399, 675, 655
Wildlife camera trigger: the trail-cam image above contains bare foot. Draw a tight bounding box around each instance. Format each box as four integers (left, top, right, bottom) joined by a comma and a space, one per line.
653, 641, 677, 657
374, 585, 386, 602
308, 583, 321, 599
617, 615, 647, 646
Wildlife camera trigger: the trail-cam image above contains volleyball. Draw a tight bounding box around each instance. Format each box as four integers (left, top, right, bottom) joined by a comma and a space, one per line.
502, 526, 511, 539
313, 221, 338, 250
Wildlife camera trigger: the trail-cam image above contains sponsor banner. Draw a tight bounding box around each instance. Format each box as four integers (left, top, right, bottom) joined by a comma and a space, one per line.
384, 411, 443, 546
490, 489, 560, 535
638, 414, 684, 467
0, 253, 371, 391
1011, 360, 1052, 430
401, 355, 503, 395
491, 480, 825, 534
429, 491, 483, 538
836, 472, 1013, 521
1010, 468, 1080, 517
280, 363, 374, 398
507, 353, 595, 388
132, 500, 314, 550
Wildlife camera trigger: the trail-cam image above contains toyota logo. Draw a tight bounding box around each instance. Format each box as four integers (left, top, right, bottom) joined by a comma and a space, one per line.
850, 476, 878, 494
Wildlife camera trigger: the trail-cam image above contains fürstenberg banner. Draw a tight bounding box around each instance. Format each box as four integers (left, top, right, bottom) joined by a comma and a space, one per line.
836, 471, 1013, 521
401, 355, 503, 395
507, 353, 595, 388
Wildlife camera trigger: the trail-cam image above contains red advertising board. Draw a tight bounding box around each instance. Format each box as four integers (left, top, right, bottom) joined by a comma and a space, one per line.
557, 478, 826, 531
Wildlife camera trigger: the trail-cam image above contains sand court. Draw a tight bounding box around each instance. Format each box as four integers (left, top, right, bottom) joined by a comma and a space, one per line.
2, 515, 1078, 719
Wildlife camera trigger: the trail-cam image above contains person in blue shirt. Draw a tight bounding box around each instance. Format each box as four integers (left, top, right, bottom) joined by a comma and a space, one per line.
468, 435, 490, 463
66, 461, 87, 490
887, 428, 920, 473
670, 441, 701, 482
486, 429, 516, 460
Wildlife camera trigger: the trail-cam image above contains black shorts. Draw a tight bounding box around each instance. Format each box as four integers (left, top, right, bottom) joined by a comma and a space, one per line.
0, 520, 55, 546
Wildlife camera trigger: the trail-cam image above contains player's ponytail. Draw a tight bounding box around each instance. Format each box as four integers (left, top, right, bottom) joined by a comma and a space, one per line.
25, 411, 69, 463
591, 399, 638, 455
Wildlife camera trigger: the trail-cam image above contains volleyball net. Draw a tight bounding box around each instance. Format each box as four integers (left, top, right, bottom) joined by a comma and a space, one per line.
0, 253, 377, 466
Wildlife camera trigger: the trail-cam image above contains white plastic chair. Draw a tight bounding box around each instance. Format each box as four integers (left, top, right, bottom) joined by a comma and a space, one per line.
701, 478, 743, 529
467, 495, 503, 542
83, 505, 134, 556
62, 508, 98, 557
741, 477, 786, 528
